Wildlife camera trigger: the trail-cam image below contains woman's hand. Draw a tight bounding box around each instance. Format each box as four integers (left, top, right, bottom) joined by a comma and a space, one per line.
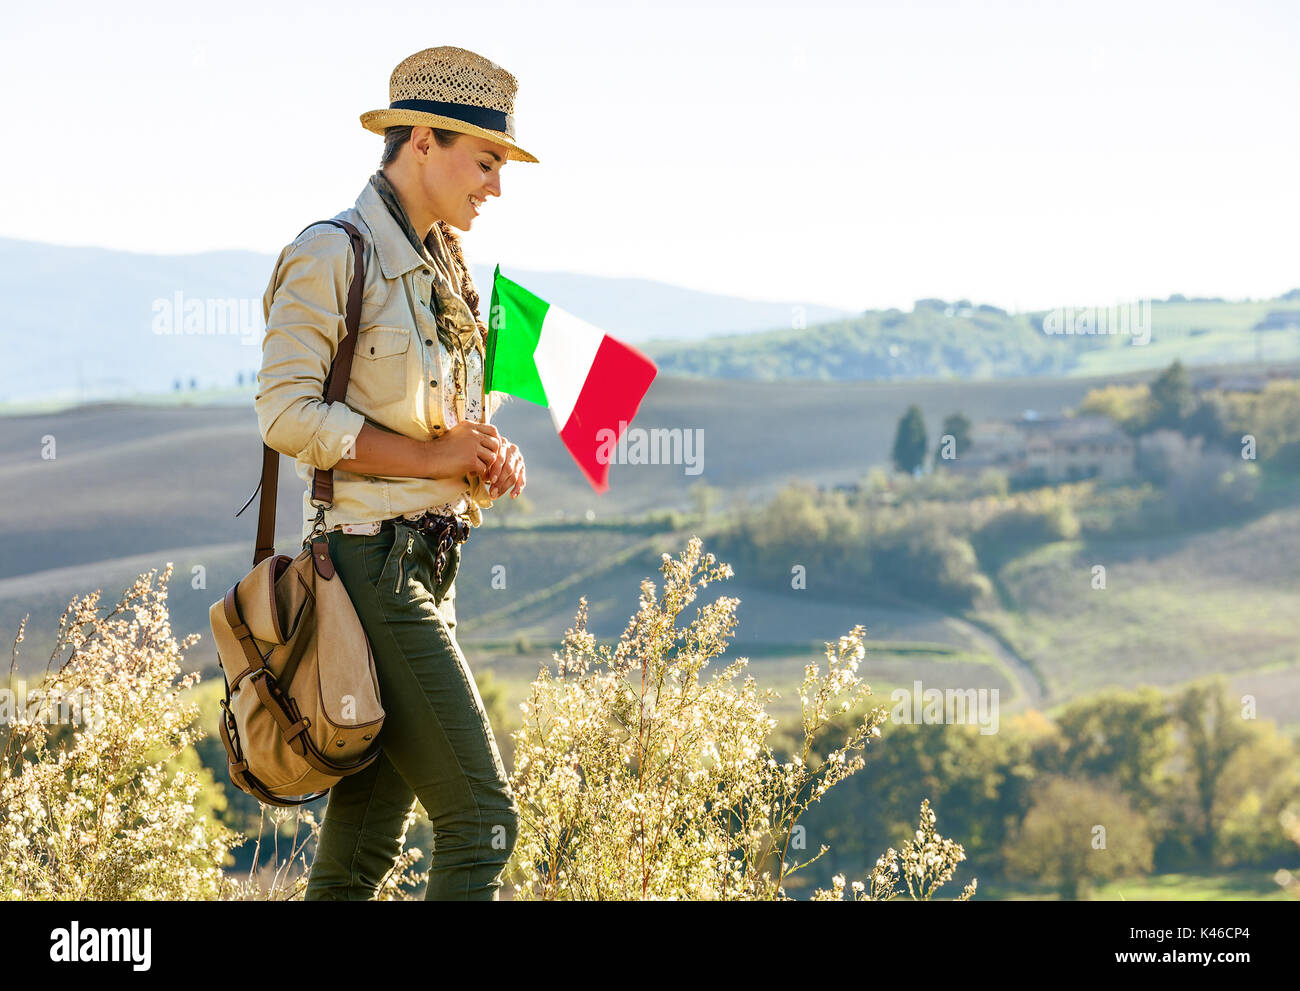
436, 421, 502, 478
480, 436, 526, 498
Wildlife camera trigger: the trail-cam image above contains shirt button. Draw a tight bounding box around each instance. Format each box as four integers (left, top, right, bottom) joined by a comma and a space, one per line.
430, 379, 437, 386
421, 268, 430, 276
425, 339, 433, 346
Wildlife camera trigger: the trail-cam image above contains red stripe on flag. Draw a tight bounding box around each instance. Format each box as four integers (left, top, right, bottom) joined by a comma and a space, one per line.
557, 335, 658, 492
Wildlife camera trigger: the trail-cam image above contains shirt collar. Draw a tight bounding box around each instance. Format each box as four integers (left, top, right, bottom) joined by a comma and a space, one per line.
354, 178, 429, 281
352, 176, 484, 353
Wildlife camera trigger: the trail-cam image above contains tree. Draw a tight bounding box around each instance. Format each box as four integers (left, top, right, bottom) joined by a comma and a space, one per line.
1170, 677, 1257, 864
1146, 360, 1194, 431
805, 720, 1034, 882
1213, 723, 1300, 867
1055, 688, 1176, 814
1077, 383, 1150, 435
1002, 775, 1154, 899
1183, 396, 1228, 446
935, 412, 972, 465
892, 404, 928, 474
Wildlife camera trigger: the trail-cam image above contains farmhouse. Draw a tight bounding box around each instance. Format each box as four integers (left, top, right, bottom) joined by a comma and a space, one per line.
956, 413, 1135, 483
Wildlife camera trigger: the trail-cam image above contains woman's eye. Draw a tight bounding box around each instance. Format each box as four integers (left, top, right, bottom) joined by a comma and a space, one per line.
480, 162, 491, 172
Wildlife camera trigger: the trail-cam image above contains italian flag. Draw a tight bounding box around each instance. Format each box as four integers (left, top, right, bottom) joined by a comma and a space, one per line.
486, 266, 659, 492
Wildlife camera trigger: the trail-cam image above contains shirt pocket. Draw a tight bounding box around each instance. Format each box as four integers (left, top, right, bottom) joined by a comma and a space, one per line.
351, 325, 412, 408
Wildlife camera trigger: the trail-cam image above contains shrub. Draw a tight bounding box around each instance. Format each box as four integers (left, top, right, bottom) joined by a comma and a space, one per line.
870, 528, 991, 608
1136, 431, 1259, 525
1, 548, 981, 902
504, 536, 976, 900
811, 799, 976, 900
0, 565, 436, 902
1, 566, 242, 899
973, 496, 1081, 559
1219, 380, 1300, 463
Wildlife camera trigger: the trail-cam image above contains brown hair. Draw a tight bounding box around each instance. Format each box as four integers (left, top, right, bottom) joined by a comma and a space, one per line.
380, 125, 489, 352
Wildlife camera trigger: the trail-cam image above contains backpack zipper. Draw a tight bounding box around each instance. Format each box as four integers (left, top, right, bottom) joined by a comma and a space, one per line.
395, 533, 415, 594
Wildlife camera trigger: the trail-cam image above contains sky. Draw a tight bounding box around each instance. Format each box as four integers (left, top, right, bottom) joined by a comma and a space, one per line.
1, 0, 1297, 313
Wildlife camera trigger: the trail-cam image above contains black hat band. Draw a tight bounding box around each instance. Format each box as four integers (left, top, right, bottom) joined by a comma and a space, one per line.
388, 98, 516, 139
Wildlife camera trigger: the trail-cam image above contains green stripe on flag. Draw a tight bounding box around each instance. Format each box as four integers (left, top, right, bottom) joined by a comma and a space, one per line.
486, 265, 551, 408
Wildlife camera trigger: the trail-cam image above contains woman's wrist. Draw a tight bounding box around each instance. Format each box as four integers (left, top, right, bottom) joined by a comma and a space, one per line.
421, 435, 453, 479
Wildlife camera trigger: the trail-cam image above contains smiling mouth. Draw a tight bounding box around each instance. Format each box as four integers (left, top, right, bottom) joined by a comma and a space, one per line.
468, 195, 482, 215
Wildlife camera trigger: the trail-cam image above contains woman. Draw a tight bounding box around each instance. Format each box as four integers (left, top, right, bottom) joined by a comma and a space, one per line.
253, 46, 538, 900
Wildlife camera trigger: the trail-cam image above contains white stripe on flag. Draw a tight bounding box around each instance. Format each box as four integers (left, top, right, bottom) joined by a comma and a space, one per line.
532, 304, 606, 430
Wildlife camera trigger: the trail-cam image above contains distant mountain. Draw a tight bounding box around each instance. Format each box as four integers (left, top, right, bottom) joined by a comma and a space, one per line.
0, 236, 852, 404
468, 266, 852, 345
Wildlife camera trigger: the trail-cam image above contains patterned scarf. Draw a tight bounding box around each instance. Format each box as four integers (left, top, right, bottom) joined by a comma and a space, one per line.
367, 169, 484, 368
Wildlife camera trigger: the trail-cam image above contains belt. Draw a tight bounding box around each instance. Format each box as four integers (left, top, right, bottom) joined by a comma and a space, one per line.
332, 511, 470, 587
403, 512, 470, 587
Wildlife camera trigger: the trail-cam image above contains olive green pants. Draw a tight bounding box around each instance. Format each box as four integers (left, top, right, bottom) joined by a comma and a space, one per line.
304, 520, 520, 900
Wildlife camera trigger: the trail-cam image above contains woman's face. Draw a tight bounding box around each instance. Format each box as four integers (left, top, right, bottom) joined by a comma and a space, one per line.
417, 128, 509, 232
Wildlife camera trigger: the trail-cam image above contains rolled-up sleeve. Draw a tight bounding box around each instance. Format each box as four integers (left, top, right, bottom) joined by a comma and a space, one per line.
255, 227, 368, 470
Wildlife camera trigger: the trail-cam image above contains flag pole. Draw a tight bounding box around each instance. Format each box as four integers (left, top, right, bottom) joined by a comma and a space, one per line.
484, 264, 500, 425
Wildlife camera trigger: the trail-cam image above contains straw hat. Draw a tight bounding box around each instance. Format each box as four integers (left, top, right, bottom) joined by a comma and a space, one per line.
360, 47, 539, 164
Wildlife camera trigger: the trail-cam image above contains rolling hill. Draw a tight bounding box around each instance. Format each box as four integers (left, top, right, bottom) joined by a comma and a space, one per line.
3, 364, 1296, 742
643, 294, 1300, 382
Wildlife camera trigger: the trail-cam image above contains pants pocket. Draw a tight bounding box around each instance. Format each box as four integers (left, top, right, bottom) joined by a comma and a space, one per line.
373, 523, 418, 597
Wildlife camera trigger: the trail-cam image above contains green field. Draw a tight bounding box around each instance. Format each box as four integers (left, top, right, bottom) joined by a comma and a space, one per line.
972, 505, 1300, 728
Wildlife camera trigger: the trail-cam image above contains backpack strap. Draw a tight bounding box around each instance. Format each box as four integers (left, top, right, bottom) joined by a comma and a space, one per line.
236, 219, 367, 567
218, 689, 329, 808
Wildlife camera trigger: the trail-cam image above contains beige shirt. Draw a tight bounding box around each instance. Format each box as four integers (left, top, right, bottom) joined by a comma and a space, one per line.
255, 178, 504, 546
